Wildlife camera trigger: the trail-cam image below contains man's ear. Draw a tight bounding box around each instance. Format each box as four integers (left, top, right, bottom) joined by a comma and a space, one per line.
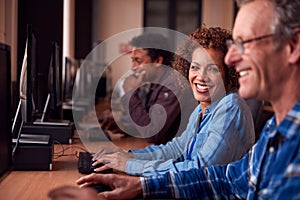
154, 56, 164, 67
288, 28, 300, 64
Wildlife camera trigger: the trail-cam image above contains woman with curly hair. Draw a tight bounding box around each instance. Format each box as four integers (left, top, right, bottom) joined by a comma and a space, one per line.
90, 25, 255, 176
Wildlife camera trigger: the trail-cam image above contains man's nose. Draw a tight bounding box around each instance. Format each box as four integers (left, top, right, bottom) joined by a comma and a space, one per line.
225, 44, 242, 67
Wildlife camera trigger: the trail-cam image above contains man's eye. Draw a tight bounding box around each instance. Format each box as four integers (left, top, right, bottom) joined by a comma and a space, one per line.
190, 65, 198, 70
136, 59, 143, 65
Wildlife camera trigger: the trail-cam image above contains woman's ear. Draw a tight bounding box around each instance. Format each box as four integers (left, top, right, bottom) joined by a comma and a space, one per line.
288, 28, 300, 64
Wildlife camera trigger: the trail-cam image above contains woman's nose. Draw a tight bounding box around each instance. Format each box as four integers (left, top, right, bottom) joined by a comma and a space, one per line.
196, 68, 207, 80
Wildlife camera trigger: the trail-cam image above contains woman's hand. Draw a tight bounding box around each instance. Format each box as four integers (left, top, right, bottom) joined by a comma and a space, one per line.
93, 151, 135, 173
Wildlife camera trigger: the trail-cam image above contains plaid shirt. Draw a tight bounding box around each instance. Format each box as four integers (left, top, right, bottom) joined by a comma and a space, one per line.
142, 100, 300, 199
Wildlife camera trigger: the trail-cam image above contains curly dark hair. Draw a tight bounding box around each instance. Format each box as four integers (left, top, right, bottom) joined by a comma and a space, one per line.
172, 24, 238, 92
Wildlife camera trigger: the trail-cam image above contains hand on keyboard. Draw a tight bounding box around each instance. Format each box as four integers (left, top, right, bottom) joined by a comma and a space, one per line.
78, 152, 113, 174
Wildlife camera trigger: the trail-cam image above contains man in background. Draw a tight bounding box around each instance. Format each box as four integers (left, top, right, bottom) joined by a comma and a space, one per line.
100, 33, 196, 145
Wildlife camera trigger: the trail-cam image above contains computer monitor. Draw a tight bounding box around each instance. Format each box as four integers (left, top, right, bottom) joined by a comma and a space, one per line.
36, 41, 63, 122
20, 24, 38, 123
12, 24, 39, 154
48, 42, 62, 111
35, 41, 73, 125
0, 42, 12, 177
63, 57, 77, 102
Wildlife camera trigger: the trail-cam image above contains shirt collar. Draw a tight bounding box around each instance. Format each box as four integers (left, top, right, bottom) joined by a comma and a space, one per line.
265, 99, 300, 140
199, 93, 227, 115
277, 99, 300, 139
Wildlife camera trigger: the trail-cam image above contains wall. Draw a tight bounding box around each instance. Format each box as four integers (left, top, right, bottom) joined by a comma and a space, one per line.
0, 0, 4, 43
0, 0, 18, 82
202, 0, 234, 30
92, 0, 234, 89
94, 0, 144, 87
2, 0, 235, 100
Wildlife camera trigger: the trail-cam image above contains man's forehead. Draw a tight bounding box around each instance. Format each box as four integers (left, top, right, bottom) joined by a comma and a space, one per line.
132, 47, 148, 54
233, 1, 274, 38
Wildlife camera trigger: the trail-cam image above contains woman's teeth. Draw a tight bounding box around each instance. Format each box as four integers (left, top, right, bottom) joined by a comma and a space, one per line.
196, 84, 209, 90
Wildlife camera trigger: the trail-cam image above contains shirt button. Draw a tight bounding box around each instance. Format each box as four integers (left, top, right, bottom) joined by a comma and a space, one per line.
269, 147, 275, 153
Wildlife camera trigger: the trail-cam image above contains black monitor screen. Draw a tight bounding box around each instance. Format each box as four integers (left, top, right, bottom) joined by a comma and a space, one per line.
63, 57, 77, 101
20, 24, 38, 123
48, 42, 62, 116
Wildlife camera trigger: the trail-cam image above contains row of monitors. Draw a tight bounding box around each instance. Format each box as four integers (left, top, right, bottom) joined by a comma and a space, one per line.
19, 24, 80, 124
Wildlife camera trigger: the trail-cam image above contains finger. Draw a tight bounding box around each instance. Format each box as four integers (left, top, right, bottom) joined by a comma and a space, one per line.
78, 182, 92, 188
96, 157, 116, 168
77, 174, 116, 187
92, 158, 108, 166
76, 173, 96, 185
93, 164, 112, 173
92, 152, 103, 161
134, 68, 145, 74
135, 69, 145, 77
76, 174, 104, 188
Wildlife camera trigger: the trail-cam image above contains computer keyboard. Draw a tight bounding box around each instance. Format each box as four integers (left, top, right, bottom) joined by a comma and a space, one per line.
78, 152, 113, 174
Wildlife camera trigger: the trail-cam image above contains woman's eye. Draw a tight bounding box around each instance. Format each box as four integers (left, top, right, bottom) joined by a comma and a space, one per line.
207, 66, 219, 73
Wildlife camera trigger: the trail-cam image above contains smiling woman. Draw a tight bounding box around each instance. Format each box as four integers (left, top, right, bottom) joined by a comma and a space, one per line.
89, 25, 255, 177
189, 47, 227, 108
173, 25, 238, 92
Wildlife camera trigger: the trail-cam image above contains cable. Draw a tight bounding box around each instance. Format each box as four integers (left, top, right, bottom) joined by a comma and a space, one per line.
52, 140, 89, 159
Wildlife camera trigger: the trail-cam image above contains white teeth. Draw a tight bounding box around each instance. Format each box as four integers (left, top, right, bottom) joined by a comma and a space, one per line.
239, 70, 249, 77
196, 84, 209, 90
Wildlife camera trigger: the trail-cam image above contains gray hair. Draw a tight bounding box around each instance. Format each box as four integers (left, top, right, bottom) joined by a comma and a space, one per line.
236, 0, 300, 49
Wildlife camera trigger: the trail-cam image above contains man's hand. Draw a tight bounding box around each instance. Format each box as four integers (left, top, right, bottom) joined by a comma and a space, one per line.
123, 69, 145, 92
93, 151, 135, 173
77, 173, 143, 200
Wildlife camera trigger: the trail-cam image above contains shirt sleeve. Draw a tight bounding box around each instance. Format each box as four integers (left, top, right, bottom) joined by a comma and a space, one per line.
126, 107, 199, 175
142, 152, 251, 199
127, 94, 255, 176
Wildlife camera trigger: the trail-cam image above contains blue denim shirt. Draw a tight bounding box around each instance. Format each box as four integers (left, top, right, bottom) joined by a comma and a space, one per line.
142, 100, 300, 199
127, 93, 255, 176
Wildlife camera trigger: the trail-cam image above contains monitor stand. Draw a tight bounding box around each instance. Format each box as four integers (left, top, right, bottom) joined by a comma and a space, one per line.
21, 93, 75, 144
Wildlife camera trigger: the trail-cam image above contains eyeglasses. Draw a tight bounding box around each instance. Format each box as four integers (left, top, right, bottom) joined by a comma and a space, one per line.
226, 33, 275, 54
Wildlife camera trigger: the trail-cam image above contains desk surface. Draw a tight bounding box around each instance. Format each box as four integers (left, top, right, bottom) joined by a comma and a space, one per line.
0, 133, 150, 200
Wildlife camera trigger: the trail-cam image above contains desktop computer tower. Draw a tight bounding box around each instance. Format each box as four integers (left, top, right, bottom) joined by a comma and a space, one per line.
12, 137, 53, 171
22, 122, 75, 144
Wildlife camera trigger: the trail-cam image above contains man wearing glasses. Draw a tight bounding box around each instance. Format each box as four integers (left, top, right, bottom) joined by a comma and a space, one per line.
49, 0, 300, 199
